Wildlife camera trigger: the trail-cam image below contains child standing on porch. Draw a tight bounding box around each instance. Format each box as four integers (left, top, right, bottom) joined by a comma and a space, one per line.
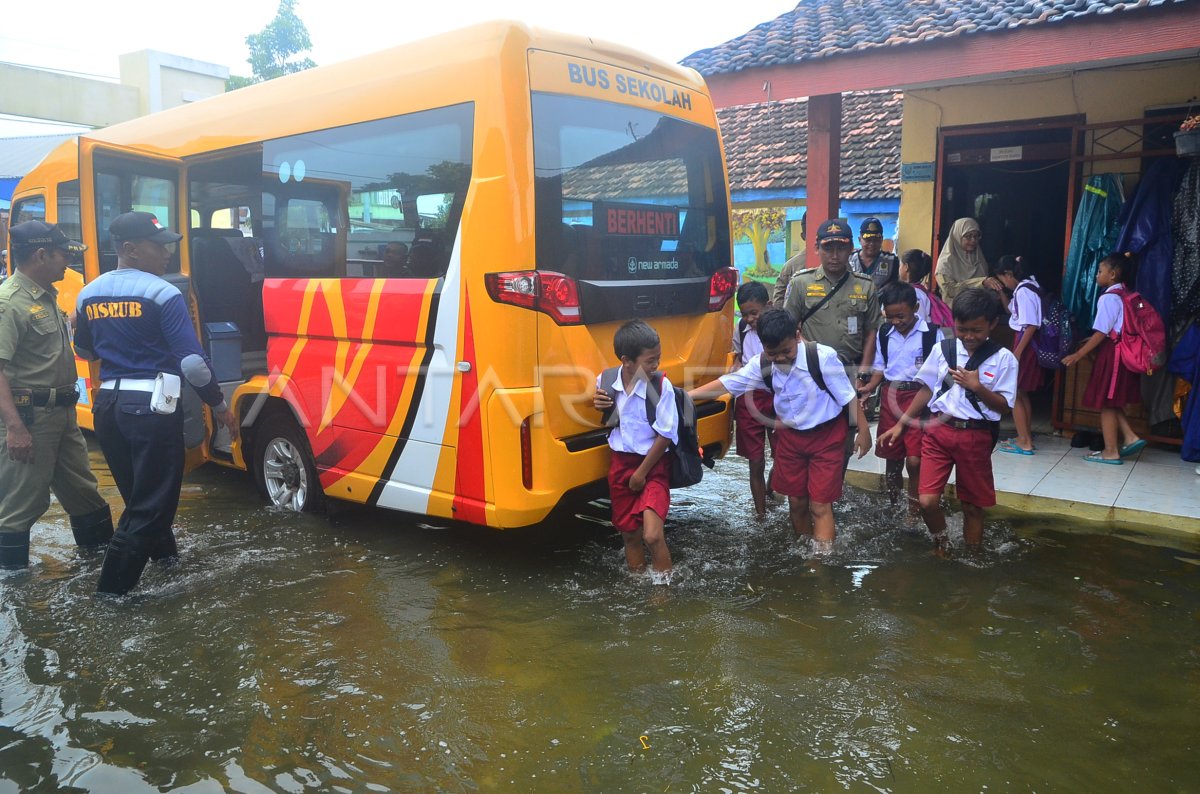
1061, 253, 1145, 464
994, 255, 1044, 455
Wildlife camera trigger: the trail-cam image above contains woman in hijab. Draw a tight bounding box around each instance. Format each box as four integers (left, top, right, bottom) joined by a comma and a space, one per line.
936, 217, 999, 305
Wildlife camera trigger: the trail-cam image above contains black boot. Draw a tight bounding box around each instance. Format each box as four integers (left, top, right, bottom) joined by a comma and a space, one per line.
70, 506, 115, 548
95, 533, 149, 596
0, 531, 31, 569
146, 529, 178, 562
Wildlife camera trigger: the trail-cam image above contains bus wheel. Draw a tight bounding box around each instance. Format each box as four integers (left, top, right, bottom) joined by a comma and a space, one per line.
253, 415, 324, 512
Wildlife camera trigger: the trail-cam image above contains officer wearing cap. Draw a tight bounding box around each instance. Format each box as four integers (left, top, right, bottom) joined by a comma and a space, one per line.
848, 217, 899, 290
74, 211, 238, 595
0, 222, 113, 569
783, 218, 881, 371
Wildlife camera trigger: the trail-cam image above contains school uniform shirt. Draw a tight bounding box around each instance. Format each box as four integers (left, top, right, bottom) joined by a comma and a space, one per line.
597, 370, 680, 455
914, 339, 1018, 421
1092, 284, 1125, 335
719, 342, 856, 430
912, 286, 932, 325
1008, 277, 1044, 332
871, 318, 945, 383
732, 324, 764, 367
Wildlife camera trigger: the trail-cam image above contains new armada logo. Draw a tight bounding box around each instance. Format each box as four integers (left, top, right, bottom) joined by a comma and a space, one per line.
628, 257, 680, 274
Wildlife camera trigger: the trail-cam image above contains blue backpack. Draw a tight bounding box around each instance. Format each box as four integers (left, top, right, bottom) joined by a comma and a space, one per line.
1015, 282, 1076, 369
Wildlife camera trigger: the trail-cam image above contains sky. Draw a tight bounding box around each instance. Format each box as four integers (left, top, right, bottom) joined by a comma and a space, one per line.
0, 0, 797, 135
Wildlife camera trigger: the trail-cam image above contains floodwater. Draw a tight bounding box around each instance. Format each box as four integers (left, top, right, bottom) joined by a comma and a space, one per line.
2, 448, 1198, 793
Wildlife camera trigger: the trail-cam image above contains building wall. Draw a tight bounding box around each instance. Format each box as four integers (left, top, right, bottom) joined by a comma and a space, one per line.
897, 58, 1200, 255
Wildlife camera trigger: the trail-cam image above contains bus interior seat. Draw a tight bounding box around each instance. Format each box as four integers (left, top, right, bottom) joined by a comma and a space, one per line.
190, 229, 268, 362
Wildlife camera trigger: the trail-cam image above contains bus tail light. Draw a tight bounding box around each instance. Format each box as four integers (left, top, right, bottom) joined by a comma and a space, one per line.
485, 270, 582, 325
520, 416, 533, 489
708, 267, 739, 311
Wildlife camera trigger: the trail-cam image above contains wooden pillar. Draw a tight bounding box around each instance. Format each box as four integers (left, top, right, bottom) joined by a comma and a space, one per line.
806, 92, 842, 228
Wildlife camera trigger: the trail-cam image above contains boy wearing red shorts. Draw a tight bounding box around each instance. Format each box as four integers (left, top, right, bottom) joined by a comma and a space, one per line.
731, 281, 775, 516
591, 320, 678, 578
878, 288, 1017, 547
858, 281, 945, 518
691, 309, 871, 552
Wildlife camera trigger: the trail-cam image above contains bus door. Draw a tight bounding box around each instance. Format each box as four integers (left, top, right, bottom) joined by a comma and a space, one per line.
255, 105, 475, 516
79, 140, 212, 472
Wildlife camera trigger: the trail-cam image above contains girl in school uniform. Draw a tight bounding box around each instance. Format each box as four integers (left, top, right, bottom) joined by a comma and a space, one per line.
994, 255, 1043, 455
1062, 253, 1145, 464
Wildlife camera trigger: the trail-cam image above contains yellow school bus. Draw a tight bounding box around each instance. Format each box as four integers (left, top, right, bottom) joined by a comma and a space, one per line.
9, 22, 735, 527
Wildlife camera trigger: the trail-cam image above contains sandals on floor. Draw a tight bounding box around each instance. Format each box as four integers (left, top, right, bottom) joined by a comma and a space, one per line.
1083, 452, 1123, 466
1119, 439, 1147, 458
998, 440, 1035, 456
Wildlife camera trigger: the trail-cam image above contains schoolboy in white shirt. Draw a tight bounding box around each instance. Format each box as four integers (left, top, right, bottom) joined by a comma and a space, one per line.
690, 309, 871, 551
858, 281, 945, 517
878, 288, 1017, 548
592, 320, 679, 578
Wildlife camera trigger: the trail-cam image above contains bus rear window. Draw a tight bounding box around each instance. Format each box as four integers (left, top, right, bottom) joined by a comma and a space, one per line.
532, 93, 730, 281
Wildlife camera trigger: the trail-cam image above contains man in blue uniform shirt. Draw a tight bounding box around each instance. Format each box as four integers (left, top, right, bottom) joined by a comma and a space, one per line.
75, 212, 238, 595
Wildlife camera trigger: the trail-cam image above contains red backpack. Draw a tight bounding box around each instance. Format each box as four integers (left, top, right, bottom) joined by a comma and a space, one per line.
914, 282, 954, 328
1114, 289, 1168, 376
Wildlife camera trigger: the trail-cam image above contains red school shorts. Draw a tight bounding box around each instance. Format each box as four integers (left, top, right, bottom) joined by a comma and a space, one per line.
918, 418, 996, 508
770, 415, 848, 504
735, 389, 776, 461
608, 451, 671, 533
874, 383, 924, 461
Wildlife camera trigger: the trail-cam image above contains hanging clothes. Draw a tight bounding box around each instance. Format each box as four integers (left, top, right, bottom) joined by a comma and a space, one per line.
1064, 174, 1124, 330
1168, 321, 1200, 462
1172, 160, 1200, 325
1114, 158, 1187, 322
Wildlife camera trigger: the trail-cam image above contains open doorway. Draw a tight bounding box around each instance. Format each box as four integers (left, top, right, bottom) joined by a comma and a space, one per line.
934, 117, 1079, 443
936, 118, 1078, 289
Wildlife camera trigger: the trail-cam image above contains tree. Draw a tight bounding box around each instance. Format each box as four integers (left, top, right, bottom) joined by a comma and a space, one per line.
732, 207, 787, 277
226, 0, 317, 90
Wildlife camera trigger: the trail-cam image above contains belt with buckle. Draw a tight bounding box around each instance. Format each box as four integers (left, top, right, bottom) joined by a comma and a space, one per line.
99, 378, 157, 393
932, 412, 994, 431
10, 386, 80, 407
886, 380, 923, 392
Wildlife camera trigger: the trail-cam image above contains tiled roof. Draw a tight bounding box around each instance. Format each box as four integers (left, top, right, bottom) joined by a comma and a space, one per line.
717, 90, 902, 200
682, 0, 1184, 76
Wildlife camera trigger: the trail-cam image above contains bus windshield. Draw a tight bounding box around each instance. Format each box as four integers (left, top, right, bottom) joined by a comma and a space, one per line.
532, 93, 730, 282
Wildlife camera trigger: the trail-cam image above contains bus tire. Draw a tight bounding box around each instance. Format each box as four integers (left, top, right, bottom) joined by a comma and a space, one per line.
252, 415, 324, 512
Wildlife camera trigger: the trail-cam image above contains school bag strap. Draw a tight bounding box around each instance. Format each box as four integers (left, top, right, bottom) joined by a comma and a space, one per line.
758, 342, 837, 402
737, 316, 749, 352
935, 337, 1002, 419
800, 271, 851, 323
879, 324, 940, 368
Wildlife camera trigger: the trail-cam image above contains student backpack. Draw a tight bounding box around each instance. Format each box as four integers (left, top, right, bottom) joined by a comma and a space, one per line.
1013, 282, 1076, 369
933, 337, 1003, 449
1114, 289, 1168, 377
599, 368, 712, 489
878, 325, 940, 370
914, 282, 954, 328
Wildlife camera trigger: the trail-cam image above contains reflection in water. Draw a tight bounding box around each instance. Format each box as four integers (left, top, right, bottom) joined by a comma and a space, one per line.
1, 446, 1198, 791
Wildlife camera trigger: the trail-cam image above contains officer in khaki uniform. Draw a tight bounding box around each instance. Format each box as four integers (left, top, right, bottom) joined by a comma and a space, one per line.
783, 219, 880, 465
783, 218, 881, 371
0, 222, 112, 569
